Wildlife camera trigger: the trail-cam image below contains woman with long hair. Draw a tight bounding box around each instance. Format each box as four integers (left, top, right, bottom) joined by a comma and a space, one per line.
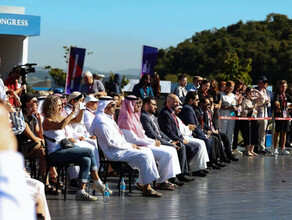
241, 88, 264, 156
42, 95, 111, 201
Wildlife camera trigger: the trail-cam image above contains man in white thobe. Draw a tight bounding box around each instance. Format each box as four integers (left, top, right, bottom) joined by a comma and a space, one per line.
90, 96, 163, 197
117, 96, 181, 189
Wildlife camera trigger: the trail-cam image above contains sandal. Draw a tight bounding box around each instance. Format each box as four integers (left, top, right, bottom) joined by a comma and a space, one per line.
45, 184, 61, 195
50, 177, 65, 191
155, 182, 175, 191
135, 183, 144, 192
142, 189, 162, 197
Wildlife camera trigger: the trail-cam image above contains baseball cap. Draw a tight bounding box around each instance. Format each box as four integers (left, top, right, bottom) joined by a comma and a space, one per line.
84, 95, 99, 104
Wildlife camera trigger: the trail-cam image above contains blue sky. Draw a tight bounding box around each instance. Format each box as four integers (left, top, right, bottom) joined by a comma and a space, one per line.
2, 0, 292, 73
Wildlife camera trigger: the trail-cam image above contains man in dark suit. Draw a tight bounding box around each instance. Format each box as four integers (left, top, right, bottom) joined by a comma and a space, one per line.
157, 94, 195, 183
178, 91, 223, 169
141, 97, 178, 147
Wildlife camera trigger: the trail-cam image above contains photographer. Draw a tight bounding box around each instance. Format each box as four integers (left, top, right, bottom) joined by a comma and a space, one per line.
4, 67, 25, 106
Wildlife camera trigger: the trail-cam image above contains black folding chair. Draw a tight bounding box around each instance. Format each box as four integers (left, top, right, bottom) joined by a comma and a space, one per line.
97, 144, 138, 194
43, 135, 76, 201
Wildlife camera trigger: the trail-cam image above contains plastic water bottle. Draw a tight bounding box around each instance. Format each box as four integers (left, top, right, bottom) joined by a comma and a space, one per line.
120, 178, 126, 197
103, 184, 110, 204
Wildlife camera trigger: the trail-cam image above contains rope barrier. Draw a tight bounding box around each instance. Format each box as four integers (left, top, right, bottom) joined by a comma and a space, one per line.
219, 116, 292, 121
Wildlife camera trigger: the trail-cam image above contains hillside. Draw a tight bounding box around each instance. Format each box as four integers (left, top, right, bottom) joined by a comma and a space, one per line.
155, 13, 292, 85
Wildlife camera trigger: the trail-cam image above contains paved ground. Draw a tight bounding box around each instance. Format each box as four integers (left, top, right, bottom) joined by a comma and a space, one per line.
47, 152, 292, 220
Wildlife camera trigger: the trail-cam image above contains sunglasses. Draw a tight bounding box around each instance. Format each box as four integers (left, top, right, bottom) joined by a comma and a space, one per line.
110, 103, 116, 108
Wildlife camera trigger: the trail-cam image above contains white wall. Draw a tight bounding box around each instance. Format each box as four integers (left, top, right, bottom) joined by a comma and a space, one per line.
0, 35, 28, 78
0, 6, 28, 79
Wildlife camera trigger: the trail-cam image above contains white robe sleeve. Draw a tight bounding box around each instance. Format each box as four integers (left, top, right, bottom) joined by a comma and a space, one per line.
121, 129, 156, 146
0, 152, 35, 220
96, 123, 133, 150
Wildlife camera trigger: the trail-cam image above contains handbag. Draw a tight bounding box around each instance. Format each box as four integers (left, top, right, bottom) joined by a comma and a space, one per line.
60, 138, 75, 149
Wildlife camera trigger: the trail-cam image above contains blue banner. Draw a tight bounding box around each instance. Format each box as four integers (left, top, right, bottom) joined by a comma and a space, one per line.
142, 45, 158, 76
65, 47, 86, 94
0, 13, 40, 36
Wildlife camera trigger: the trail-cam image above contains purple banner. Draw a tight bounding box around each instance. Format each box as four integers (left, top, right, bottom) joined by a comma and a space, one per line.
65, 47, 86, 94
141, 45, 158, 76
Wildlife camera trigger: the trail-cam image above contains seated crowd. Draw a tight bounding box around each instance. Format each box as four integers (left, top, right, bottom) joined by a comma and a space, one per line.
1, 69, 292, 219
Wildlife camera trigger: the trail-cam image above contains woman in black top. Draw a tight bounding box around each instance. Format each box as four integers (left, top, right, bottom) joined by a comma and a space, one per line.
273, 80, 292, 155
209, 80, 222, 130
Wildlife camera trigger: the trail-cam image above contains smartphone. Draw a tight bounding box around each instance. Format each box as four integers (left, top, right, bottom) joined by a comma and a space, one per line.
79, 102, 86, 110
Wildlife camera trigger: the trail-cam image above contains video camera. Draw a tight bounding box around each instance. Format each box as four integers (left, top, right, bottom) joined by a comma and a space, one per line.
16, 63, 37, 85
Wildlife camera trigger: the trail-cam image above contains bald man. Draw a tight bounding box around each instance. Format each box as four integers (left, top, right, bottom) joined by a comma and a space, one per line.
158, 94, 195, 184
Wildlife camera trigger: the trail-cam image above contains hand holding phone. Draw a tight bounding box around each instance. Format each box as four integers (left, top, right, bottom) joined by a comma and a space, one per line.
79, 102, 86, 110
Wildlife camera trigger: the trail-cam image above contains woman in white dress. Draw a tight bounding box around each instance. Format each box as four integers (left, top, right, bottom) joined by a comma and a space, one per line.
220, 80, 237, 146
117, 96, 181, 190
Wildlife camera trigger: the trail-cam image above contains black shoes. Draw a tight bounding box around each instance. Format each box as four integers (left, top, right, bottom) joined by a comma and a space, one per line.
259, 149, 271, 155
214, 160, 226, 168
211, 163, 221, 169
169, 177, 184, 186
192, 170, 207, 177
178, 174, 195, 182
229, 155, 239, 161
221, 158, 231, 163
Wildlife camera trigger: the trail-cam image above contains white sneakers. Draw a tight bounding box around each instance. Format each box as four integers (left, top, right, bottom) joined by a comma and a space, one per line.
75, 183, 113, 201
279, 149, 290, 155
274, 148, 290, 155
75, 191, 98, 201
91, 183, 113, 195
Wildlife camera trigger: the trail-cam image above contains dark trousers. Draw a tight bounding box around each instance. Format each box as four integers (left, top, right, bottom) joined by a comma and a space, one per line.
185, 143, 199, 165
177, 142, 189, 174
232, 120, 241, 150
212, 133, 233, 160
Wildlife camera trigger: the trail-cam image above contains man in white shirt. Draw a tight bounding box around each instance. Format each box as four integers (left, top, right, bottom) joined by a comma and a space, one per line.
83, 95, 99, 133
65, 92, 99, 180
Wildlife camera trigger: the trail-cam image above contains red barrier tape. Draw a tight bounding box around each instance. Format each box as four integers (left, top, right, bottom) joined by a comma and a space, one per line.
219, 116, 292, 121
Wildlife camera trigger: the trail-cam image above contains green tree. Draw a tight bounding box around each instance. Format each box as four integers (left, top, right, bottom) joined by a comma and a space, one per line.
164, 73, 193, 82
44, 66, 67, 87
156, 13, 292, 85
215, 52, 252, 84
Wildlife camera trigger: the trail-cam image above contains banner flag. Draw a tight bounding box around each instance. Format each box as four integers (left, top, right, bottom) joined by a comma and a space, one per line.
65, 47, 86, 94
141, 45, 158, 76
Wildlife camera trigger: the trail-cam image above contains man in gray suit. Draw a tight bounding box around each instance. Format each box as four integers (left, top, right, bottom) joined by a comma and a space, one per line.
140, 97, 192, 185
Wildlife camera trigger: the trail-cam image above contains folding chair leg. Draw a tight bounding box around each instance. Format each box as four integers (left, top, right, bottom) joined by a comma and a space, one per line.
104, 163, 109, 184
56, 166, 61, 195
64, 166, 69, 201
129, 169, 132, 193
